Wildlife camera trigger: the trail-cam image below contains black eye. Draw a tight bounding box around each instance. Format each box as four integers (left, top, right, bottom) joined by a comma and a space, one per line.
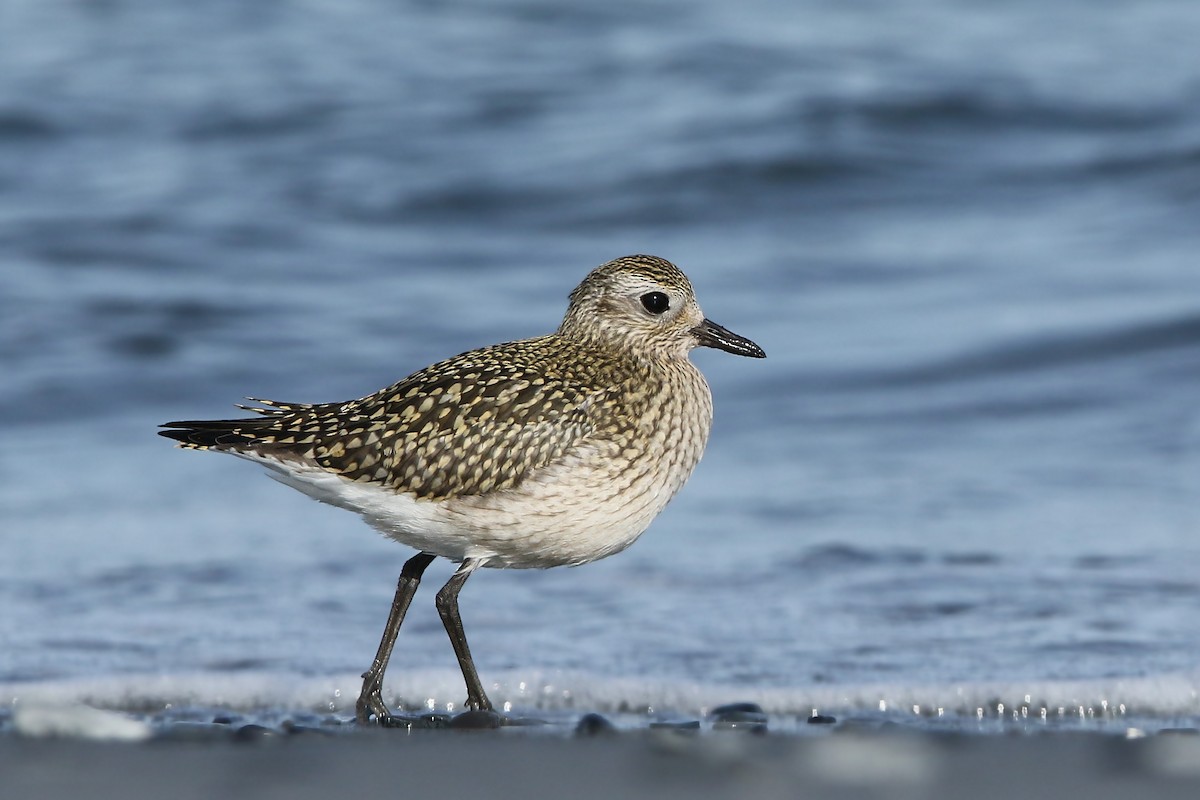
640, 291, 670, 315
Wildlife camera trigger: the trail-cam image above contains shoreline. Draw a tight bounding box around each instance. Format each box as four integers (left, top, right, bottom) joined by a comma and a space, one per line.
5, 724, 1200, 800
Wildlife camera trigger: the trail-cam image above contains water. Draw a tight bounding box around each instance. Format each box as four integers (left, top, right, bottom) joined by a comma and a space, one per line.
3, 0, 1200, 732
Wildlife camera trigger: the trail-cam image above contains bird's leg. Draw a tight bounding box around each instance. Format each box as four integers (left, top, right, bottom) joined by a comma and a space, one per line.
356, 551, 436, 724
435, 558, 493, 712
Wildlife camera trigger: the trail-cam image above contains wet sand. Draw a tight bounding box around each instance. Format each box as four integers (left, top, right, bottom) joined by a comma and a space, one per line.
5, 726, 1200, 800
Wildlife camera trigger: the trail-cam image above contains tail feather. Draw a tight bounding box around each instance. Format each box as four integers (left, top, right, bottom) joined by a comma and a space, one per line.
237, 397, 313, 414
159, 397, 312, 450
158, 417, 279, 449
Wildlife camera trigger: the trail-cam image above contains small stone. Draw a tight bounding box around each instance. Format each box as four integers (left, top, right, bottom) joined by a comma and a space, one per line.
710, 702, 765, 717
712, 718, 768, 734
712, 703, 767, 721
575, 713, 618, 737
710, 702, 768, 733
448, 709, 504, 730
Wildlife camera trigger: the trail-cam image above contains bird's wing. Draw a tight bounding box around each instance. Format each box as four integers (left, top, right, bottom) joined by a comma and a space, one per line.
160, 338, 626, 500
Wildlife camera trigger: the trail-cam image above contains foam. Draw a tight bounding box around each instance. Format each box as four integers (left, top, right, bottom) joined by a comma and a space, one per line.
12, 703, 152, 741
3, 669, 1198, 726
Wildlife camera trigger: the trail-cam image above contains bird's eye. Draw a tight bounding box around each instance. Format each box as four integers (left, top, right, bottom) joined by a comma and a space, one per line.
640, 291, 670, 315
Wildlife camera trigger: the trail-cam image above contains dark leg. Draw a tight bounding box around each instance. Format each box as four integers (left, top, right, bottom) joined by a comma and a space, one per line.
356, 551, 436, 723
435, 558, 493, 712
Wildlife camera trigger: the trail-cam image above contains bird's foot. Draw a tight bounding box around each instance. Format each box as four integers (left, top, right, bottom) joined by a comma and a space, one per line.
356, 698, 415, 728
355, 678, 393, 726
466, 691, 494, 713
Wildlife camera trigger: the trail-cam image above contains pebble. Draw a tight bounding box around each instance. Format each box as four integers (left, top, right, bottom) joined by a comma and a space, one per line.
411, 713, 453, 729
709, 702, 768, 734
574, 713, 618, 737
710, 702, 765, 717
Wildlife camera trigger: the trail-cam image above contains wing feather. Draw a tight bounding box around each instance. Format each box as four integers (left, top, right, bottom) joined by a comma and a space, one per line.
159, 336, 639, 500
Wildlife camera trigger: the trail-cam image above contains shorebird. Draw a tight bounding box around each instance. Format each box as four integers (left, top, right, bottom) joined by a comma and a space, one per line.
160, 255, 765, 723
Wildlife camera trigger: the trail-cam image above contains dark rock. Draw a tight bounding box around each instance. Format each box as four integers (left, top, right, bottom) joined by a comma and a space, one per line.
407, 713, 452, 730
712, 703, 767, 721
574, 713, 618, 737
710, 702, 768, 733
710, 702, 765, 717
712, 718, 768, 734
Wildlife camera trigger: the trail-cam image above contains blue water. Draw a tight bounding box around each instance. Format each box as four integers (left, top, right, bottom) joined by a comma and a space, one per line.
3, 0, 1200, 731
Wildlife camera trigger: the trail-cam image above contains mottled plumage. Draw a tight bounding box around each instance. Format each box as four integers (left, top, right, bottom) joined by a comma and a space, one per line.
165, 336, 654, 501
160, 254, 764, 721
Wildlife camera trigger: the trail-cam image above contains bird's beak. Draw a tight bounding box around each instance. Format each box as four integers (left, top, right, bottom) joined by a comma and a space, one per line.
691, 318, 766, 358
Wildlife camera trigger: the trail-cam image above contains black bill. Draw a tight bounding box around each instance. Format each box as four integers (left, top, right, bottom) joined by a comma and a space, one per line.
692, 318, 766, 358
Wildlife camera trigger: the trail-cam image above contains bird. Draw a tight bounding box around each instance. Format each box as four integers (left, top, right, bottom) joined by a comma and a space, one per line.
160, 254, 765, 723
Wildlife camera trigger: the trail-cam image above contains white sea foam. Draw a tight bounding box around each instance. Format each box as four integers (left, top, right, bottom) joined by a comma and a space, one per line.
12, 703, 152, 741
3, 669, 1197, 727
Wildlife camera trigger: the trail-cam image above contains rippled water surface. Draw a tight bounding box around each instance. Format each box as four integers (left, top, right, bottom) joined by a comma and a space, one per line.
2, 0, 1199, 729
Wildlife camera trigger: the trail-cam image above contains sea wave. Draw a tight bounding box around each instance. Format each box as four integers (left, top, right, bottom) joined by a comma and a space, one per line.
4, 668, 1198, 731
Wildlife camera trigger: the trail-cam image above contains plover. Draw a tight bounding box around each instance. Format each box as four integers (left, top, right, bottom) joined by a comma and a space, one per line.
160, 255, 765, 722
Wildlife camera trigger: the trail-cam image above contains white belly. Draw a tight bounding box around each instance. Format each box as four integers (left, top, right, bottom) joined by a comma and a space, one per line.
247, 431, 701, 569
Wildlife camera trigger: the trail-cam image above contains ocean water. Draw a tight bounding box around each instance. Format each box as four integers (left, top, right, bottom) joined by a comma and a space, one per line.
3, 0, 1200, 733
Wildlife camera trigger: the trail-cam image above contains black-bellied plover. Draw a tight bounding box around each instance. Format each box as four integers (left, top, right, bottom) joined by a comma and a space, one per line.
160, 255, 765, 723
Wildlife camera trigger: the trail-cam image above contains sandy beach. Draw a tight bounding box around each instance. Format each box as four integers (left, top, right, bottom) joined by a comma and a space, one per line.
5, 723, 1200, 800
